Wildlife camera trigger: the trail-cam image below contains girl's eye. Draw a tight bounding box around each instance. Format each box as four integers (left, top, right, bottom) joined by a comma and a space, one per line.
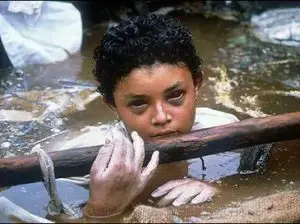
128, 99, 148, 112
167, 90, 185, 104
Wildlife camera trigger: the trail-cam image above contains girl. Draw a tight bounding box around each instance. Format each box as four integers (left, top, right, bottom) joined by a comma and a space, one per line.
80, 13, 239, 218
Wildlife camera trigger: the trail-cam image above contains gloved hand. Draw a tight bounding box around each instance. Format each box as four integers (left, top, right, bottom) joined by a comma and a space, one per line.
83, 129, 159, 218
151, 178, 219, 207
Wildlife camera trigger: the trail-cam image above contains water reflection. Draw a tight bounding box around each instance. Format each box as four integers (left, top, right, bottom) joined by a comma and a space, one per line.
188, 152, 241, 181
0, 181, 88, 223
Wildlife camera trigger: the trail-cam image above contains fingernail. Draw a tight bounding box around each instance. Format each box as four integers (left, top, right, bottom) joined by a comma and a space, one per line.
151, 192, 157, 197
172, 201, 182, 207
191, 199, 197, 204
191, 197, 203, 204
151, 191, 159, 197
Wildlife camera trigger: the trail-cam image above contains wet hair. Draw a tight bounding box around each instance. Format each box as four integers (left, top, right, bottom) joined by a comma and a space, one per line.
93, 13, 203, 105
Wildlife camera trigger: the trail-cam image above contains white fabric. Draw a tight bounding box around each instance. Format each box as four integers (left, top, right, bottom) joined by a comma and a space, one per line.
0, 1, 82, 68
8, 1, 43, 16
191, 107, 239, 130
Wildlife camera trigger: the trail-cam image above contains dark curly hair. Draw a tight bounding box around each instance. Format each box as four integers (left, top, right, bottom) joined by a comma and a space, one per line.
93, 13, 203, 105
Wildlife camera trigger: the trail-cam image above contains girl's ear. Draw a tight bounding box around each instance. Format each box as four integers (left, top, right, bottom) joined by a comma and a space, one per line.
194, 71, 203, 97
103, 96, 117, 112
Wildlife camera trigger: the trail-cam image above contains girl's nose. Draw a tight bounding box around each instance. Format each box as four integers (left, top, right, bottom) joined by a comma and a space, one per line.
151, 102, 172, 126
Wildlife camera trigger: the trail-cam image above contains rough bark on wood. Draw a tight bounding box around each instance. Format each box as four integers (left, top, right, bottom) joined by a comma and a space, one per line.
0, 112, 299, 187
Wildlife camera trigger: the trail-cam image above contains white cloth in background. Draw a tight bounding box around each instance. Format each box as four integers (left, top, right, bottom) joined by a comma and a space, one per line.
8, 1, 44, 17
0, 1, 82, 68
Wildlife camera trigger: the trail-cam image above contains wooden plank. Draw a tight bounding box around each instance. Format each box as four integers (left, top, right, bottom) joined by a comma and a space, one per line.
0, 112, 299, 187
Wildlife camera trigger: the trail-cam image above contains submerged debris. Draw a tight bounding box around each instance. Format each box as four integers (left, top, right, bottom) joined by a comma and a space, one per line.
251, 8, 300, 46
0, 142, 10, 149
0, 66, 101, 158
262, 90, 300, 99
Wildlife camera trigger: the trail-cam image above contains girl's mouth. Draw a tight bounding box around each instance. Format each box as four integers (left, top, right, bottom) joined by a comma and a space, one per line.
151, 131, 180, 139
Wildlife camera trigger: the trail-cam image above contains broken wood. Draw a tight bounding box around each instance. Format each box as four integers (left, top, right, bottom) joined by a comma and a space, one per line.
0, 112, 299, 187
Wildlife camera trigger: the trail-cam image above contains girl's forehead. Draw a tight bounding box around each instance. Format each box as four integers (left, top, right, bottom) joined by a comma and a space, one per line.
114, 63, 194, 96
122, 62, 189, 78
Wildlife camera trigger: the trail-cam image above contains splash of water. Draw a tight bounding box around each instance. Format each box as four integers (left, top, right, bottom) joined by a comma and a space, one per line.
209, 65, 268, 118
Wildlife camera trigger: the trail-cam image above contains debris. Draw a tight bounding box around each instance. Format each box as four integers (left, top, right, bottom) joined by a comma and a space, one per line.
0, 142, 11, 149
251, 8, 300, 46
0, 109, 36, 122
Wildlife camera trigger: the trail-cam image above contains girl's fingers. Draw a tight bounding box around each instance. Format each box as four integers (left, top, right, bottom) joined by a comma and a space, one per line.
125, 132, 135, 167
105, 129, 127, 172
151, 178, 192, 198
131, 131, 145, 171
172, 182, 204, 206
190, 187, 216, 204
141, 150, 159, 183
156, 186, 183, 207
90, 137, 114, 178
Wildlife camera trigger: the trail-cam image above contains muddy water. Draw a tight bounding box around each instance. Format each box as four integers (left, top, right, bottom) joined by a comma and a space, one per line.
0, 14, 299, 222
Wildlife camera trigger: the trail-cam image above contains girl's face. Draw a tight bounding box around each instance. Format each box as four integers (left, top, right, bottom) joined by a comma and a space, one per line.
112, 63, 201, 140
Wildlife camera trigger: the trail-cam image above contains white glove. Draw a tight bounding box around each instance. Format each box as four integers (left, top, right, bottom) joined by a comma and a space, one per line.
151, 178, 219, 207
83, 129, 159, 218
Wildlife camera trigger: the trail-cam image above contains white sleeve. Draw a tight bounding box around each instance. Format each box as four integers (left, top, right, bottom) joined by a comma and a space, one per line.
192, 107, 239, 130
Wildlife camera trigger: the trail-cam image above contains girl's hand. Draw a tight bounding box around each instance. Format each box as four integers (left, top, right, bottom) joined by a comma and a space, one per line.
151, 178, 219, 207
83, 129, 159, 218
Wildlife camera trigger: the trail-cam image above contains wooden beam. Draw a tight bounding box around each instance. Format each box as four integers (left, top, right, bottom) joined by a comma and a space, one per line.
0, 112, 299, 187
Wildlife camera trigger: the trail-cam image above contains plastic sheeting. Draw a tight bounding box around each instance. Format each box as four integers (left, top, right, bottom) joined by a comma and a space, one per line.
0, 1, 82, 68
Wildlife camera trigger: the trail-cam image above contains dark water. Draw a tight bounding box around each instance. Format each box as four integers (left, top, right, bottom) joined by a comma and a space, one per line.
0, 13, 299, 222
0, 181, 88, 223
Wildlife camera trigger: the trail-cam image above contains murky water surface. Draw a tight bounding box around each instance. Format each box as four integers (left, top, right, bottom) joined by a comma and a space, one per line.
0, 14, 299, 222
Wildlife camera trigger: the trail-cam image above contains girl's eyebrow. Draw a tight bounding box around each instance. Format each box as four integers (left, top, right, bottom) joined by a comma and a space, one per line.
164, 82, 183, 94
124, 94, 147, 99
124, 82, 183, 99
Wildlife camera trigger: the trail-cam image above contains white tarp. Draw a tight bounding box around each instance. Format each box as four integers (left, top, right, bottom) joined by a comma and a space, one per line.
0, 1, 82, 68
251, 8, 300, 46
